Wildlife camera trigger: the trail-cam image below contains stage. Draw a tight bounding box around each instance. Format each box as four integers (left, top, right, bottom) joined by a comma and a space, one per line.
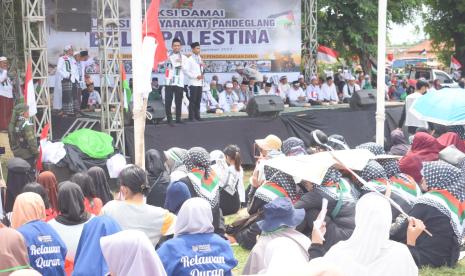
123, 103, 404, 165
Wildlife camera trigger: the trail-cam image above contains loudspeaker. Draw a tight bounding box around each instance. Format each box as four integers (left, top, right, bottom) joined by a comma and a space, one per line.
55, 13, 91, 32
350, 89, 377, 110
147, 100, 166, 122
56, 0, 92, 13
246, 95, 284, 117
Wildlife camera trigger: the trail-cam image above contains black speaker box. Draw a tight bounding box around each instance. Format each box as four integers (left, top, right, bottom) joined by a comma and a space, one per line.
246, 95, 284, 117
350, 89, 377, 110
147, 100, 166, 122
55, 12, 91, 32
56, 0, 92, 13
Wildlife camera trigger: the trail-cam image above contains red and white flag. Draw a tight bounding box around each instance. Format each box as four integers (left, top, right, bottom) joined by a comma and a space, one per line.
36, 123, 50, 172
317, 45, 339, 64
451, 56, 462, 70
24, 59, 37, 116
142, 0, 168, 67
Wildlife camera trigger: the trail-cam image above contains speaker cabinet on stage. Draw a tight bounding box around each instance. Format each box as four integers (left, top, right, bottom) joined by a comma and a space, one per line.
350, 89, 377, 110
55, 0, 92, 32
147, 100, 166, 123
246, 95, 284, 117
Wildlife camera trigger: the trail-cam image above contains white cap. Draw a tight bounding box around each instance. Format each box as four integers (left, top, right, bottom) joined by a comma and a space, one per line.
310, 75, 317, 81
225, 82, 233, 88
64, 45, 73, 51
298, 74, 304, 79
0, 56, 7, 62
73, 51, 80, 56
348, 75, 356, 81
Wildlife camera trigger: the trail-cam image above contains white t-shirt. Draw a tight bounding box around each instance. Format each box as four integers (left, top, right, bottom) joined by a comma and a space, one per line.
405, 92, 428, 128
0, 69, 13, 98
320, 83, 338, 101
288, 87, 306, 102
48, 216, 94, 261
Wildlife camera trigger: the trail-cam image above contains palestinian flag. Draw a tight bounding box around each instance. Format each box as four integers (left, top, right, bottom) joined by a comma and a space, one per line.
255, 181, 289, 203
191, 168, 220, 193
268, 11, 295, 27
120, 63, 132, 111
389, 175, 422, 198
451, 56, 462, 70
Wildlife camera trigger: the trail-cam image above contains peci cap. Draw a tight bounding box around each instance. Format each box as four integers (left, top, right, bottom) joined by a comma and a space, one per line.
241, 80, 249, 85
80, 50, 88, 57
265, 82, 272, 87
0, 56, 7, 62
64, 45, 73, 51
292, 80, 299, 86
279, 76, 287, 81
225, 82, 233, 88
255, 134, 282, 151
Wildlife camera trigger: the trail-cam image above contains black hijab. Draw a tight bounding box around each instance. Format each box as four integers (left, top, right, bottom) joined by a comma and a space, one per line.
145, 149, 170, 207
55, 181, 90, 225
4, 158, 34, 212
87, 167, 113, 204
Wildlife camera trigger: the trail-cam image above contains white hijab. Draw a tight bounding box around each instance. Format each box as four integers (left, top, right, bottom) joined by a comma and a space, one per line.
100, 230, 167, 276
174, 197, 214, 236
310, 193, 418, 276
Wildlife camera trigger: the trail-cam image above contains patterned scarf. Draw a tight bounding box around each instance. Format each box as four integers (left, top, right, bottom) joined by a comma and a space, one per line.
416, 161, 465, 242
356, 142, 385, 156
316, 166, 357, 201
282, 137, 306, 156
377, 159, 401, 178
255, 166, 298, 203
183, 147, 220, 207
360, 160, 388, 182
448, 125, 465, 140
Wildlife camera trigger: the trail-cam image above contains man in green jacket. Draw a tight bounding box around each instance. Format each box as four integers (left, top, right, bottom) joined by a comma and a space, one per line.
8, 103, 38, 166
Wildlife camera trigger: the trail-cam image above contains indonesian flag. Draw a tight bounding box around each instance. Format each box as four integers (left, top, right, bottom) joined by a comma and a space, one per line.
451, 56, 462, 70
24, 59, 37, 116
36, 123, 50, 171
317, 45, 339, 64
142, 0, 168, 68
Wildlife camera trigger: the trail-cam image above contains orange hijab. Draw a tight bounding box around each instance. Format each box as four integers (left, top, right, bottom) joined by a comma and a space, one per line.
11, 192, 46, 229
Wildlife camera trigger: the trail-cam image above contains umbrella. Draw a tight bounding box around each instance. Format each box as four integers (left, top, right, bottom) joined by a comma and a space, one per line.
410, 88, 465, 126
263, 149, 374, 185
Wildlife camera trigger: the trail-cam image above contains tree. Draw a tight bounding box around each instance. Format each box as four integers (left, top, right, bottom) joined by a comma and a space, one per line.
317, 0, 421, 73
422, 0, 465, 75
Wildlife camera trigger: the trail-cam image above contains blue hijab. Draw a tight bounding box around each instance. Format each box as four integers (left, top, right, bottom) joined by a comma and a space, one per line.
164, 181, 192, 214
73, 216, 121, 276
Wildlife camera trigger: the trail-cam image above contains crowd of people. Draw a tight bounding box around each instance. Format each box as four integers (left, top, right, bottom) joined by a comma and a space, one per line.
1, 121, 465, 275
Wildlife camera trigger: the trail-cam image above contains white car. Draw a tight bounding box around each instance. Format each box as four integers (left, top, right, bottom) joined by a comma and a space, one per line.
408, 68, 459, 88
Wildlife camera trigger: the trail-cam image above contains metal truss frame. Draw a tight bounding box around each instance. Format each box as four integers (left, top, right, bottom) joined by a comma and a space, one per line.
302, 0, 318, 80
1, 0, 18, 74
97, 0, 125, 155
21, 0, 52, 137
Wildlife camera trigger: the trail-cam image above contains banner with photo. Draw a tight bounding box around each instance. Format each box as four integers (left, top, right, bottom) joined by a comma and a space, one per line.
45, 0, 301, 78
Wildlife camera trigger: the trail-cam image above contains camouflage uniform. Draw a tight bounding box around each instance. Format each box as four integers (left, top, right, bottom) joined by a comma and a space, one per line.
8, 103, 38, 164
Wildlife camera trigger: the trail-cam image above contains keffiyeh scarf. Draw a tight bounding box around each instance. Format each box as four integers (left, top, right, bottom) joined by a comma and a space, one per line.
416, 161, 465, 242
255, 166, 299, 203
282, 137, 306, 156
316, 167, 357, 202
183, 147, 220, 207
356, 142, 385, 156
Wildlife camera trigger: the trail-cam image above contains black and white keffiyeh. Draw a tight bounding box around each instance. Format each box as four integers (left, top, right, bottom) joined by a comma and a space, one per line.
360, 160, 388, 182
377, 159, 401, 178
449, 125, 465, 140
254, 165, 298, 202
183, 147, 212, 177
356, 142, 385, 156
282, 137, 306, 156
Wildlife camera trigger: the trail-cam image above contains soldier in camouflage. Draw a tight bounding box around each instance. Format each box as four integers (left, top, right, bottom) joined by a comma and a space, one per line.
8, 103, 38, 166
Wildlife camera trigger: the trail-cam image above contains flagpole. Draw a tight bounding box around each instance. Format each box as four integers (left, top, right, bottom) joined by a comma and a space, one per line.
130, 0, 145, 168
376, 0, 387, 146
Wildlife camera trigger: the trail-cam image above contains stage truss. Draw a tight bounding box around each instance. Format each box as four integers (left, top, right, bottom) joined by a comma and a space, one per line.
97, 0, 125, 155
21, 0, 52, 137
1, 0, 18, 74
302, 0, 318, 80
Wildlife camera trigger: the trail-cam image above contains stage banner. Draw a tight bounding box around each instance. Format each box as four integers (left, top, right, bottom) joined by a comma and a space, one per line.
46, 0, 301, 77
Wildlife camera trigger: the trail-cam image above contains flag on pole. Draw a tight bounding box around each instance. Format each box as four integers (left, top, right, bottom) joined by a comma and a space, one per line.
317, 45, 339, 64
24, 59, 37, 116
419, 49, 427, 55
451, 56, 462, 70
36, 123, 50, 172
142, 0, 168, 68
120, 63, 132, 111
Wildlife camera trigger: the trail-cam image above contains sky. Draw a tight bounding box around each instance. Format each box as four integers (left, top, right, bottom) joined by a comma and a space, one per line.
388, 13, 426, 45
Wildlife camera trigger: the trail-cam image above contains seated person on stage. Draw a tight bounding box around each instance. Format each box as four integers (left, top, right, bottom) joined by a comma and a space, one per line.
210, 80, 220, 101
200, 83, 220, 113
259, 82, 274, 96
86, 83, 101, 110
288, 81, 310, 107
306, 76, 322, 105
277, 76, 290, 101
342, 75, 361, 103
218, 82, 243, 112
238, 80, 254, 105
148, 77, 162, 101
320, 76, 339, 104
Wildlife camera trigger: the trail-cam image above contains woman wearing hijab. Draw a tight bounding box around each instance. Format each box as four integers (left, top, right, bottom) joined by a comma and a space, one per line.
101, 230, 167, 276
243, 197, 310, 275
4, 158, 34, 213
402, 132, 445, 162
12, 193, 67, 275
73, 216, 121, 276
282, 137, 307, 156
164, 181, 191, 215
327, 134, 350, 151
448, 125, 465, 140
391, 161, 465, 268
309, 193, 418, 276
437, 132, 465, 153
157, 198, 237, 275
389, 129, 410, 156
101, 165, 176, 246
70, 172, 103, 215
87, 167, 113, 204
180, 147, 223, 234
22, 182, 57, 221
145, 149, 171, 207
0, 228, 30, 276
295, 167, 357, 251
37, 171, 59, 216
48, 181, 93, 269
164, 147, 188, 182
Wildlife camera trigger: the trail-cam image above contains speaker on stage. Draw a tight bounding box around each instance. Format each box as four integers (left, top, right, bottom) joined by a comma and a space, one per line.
55, 0, 92, 32
246, 95, 284, 117
147, 100, 166, 123
350, 89, 377, 110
